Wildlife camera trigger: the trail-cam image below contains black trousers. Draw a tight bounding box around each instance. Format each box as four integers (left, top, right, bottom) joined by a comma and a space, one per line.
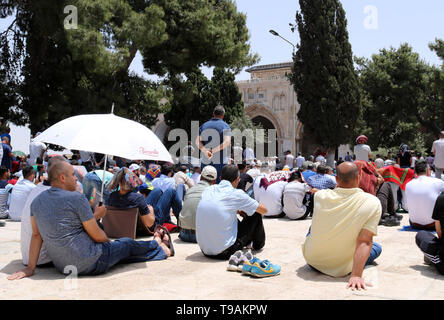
415, 231, 444, 275
204, 213, 266, 260
376, 182, 395, 219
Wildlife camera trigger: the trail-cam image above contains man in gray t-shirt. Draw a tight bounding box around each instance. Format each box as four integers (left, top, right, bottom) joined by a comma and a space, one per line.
8, 161, 172, 280
30, 187, 103, 274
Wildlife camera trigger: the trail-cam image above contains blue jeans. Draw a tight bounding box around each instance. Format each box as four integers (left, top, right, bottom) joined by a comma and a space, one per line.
176, 183, 186, 202
146, 188, 183, 225
366, 242, 382, 266
90, 238, 167, 275
306, 228, 382, 266
82, 172, 111, 206
179, 229, 197, 243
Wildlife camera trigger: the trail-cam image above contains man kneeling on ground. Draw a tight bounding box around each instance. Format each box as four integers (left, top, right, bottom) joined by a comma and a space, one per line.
302, 162, 383, 290
196, 164, 268, 260
8, 161, 172, 280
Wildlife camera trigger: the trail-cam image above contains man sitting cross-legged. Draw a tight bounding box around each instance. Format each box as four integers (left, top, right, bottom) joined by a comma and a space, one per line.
196, 164, 268, 260
302, 162, 383, 290
8, 161, 172, 280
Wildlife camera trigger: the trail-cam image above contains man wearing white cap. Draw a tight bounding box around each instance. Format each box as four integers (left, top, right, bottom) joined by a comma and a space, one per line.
178, 166, 218, 243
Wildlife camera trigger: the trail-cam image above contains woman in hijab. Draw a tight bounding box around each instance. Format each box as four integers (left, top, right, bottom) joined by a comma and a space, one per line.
353, 135, 372, 162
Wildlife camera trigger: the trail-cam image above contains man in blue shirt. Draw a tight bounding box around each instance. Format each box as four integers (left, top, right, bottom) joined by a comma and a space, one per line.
196, 165, 268, 260
196, 106, 232, 183
301, 161, 316, 182
1, 137, 13, 171
307, 165, 337, 190
151, 163, 176, 192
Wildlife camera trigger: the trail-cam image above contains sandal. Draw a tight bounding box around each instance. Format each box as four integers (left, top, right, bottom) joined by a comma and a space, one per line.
154, 225, 175, 257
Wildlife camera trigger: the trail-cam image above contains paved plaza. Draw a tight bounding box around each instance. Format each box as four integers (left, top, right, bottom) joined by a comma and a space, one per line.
1, 213, 443, 300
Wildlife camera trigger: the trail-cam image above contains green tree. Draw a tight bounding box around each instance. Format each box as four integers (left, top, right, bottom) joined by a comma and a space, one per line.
164, 67, 245, 140
356, 44, 441, 151
290, 0, 361, 164
0, 0, 258, 133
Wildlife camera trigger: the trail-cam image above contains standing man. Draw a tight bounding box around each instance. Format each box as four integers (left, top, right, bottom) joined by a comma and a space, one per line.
243, 146, 255, 166
432, 131, 444, 180
284, 151, 295, 169
295, 153, 305, 169
354, 135, 372, 162
1, 137, 13, 171
29, 133, 47, 166
196, 105, 232, 183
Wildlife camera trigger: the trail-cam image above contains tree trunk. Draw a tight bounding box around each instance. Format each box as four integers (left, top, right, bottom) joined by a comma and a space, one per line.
326, 151, 335, 168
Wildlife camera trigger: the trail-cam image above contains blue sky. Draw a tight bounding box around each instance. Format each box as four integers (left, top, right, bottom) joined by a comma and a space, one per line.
2, 0, 444, 81
128, 0, 444, 80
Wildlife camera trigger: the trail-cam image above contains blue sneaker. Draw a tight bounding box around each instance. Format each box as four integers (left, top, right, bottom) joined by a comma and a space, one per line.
241, 257, 262, 275
250, 260, 281, 278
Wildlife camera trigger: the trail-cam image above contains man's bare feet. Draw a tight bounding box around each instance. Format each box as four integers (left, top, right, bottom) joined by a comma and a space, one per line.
159, 242, 171, 257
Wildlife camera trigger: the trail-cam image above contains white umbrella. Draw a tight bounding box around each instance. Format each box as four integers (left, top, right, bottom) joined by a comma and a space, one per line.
34, 113, 173, 202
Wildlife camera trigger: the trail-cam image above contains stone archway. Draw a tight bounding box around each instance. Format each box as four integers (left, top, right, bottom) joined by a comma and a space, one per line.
244, 104, 283, 158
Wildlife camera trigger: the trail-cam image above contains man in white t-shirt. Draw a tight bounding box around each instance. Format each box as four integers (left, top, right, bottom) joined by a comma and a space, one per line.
284, 151, 295, 169
283, 170, 317, 220
295, 153, 305, 169
243, 147, 255, 165
315, 154, 326, 166
405, 159, 444, 230
29, 133, 47, 166
432, 131, 444, 180
354, 135, 372, 162
253, 171, 289, 217
9, 167, 36, 221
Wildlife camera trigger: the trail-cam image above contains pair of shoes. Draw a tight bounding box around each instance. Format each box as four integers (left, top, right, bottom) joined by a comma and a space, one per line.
226, 249, 254, 272
242, 258, 281, 278
394, 213, 403, 221
396, 208, 408, 214
379, 216, 400, 227
0, 221, 5, 227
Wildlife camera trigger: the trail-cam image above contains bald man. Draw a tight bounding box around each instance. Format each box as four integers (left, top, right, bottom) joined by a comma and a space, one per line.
9, 161, 172, 280
302, 162, 383, 290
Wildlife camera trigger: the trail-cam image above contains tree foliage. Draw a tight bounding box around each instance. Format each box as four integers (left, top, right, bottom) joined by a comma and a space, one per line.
163, 67, 244, 143
356, 43, 443, 151
290, 0, 361, 153
0, 0, 257, 133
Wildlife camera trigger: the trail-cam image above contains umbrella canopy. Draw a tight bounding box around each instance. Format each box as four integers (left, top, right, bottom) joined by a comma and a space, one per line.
12, 151, 26, 157
34, 113, 173, 163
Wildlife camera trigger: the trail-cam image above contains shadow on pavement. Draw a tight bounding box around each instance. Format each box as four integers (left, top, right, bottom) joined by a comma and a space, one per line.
410, 264, 441, 279
185, 251, 223, 263
295, 264, 346, 283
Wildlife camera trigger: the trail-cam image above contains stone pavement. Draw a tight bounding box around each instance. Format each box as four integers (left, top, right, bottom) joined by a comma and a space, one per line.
0, 214, 443, 300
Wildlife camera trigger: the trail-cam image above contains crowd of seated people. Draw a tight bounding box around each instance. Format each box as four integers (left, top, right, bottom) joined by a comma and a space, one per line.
6, 133, 444, 288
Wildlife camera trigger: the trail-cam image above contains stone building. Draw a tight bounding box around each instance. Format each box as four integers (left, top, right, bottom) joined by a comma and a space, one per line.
236, 62, 302, 157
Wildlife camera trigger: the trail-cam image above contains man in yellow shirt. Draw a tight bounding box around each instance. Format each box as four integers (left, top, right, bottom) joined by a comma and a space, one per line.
302, 162, 382, 290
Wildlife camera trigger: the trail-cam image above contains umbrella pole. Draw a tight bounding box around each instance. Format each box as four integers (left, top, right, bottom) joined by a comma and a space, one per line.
100, 154, 108, 205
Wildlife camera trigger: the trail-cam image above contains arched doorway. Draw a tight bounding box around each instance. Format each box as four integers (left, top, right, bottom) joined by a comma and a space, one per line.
244, 104, 283, 159
251, 115, 279, 158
